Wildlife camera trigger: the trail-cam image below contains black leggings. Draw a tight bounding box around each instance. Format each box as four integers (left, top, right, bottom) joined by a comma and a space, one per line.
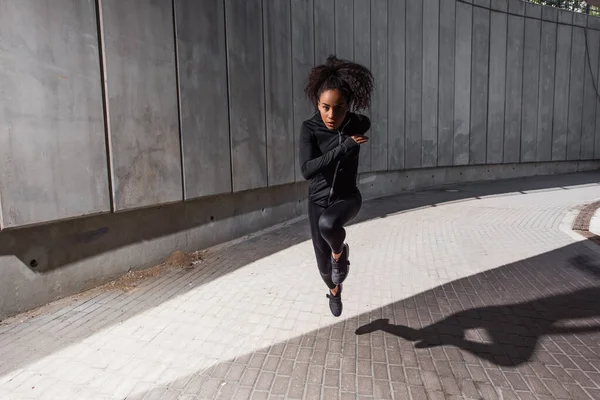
308, 194, 362, 289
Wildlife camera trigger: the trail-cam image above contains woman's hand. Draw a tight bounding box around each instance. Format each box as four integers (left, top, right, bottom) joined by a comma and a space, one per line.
351, 135, 369, 144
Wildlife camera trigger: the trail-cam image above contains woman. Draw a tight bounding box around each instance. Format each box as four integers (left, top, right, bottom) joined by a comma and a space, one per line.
299, 55, 373, 317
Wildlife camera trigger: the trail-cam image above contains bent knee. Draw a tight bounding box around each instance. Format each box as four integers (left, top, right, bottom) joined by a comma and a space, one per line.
318, 215, 339, 236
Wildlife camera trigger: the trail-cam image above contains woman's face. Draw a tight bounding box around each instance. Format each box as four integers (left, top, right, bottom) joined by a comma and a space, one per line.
318, 89, 348, 130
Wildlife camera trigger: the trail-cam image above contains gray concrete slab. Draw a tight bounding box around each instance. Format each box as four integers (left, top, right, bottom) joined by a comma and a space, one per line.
490, 0, 507, 12
574, 12, 587, 28
405, 0, 424, 169
507, 0, 525, 16
521, 16, 542, 163
0, 0, 110, 228
438, 0, 456, 167
504, 13, 525, 164
552, 23, 572, 161
354, 0, 372, 174
388, 0, 406, 171
102, 0, 182, 211
589, 14, 600, 31
291, 0, 315, 183
353, 0, 370, 69
454, 1, 472, 166
314, 0, 335, 65
525, 1, 542, 19
225, 0, 267, 192
176, 0, 232, 199
537, 20, 557, 162
422, 0, 440, 169
581, 28, 599, 160
264, 0, 295, 187
541, 4, 558, 22
335, 0, 354, 61
567, 27, 586, 161
558, 8, 573, 25
487, 9, 507, 164
596, 36, 600, 159
370, 0, 388, 172
470, 5, 490, 165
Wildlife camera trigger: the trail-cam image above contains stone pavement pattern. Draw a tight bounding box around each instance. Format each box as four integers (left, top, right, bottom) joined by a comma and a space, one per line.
1, 172, 600, 400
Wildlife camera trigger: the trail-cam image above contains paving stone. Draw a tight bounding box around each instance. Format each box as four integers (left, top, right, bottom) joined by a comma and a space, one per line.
2, 173, 600, 399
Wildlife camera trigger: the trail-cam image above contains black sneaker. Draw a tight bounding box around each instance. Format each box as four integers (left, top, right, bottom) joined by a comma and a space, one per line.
326, 284, 343, 317
331, 243, 350, 285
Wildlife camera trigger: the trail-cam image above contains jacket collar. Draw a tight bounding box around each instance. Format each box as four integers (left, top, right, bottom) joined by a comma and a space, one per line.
312, 112, 352, 133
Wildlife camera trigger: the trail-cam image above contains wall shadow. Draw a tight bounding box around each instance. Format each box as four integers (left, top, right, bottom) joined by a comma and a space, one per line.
0, 182, 308, 273
0, 170, 598, 274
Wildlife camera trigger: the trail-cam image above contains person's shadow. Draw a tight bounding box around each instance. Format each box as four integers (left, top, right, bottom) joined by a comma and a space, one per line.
355, 286, 600, 366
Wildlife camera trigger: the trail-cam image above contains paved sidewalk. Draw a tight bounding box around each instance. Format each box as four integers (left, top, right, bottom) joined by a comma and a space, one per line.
1, 172, 600, 400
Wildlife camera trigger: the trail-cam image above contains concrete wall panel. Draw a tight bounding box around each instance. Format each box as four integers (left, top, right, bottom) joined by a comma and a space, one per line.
314, 0, 335, 64
508, 0, 525, 16
581, 28, 599, 160
438, 0, 456, 167
335, 0, 354, 60
291, 0, 315, 182
370, 0, 388, 172
504, 13, 525, 164
551, 23, 572, 161
225, 0, 267, 192
388, 0, 406, 171
264, 0, 295, 186
176, 0, 232, 199
487, 10, 507, 164
490, 0, 507, 12
596, 35, 600, 159
353, 0, 370, 68
470, 5, 490, 165
422, 0, 440, 168
406, 0, 424, 169
537, 19, 557, 162
521, 15, 541, 162
454, 1, 472, 166
354, 0, 371, 173
558, 8, 573, 25
525, 2, 542, 19
102, 0, 182, 211
541, 5, 558, 22
574, 12, 587, 27
0, 0, 109, 228
566, 26, 585, 161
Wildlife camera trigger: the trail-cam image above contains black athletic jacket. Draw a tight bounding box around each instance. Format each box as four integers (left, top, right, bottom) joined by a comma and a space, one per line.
299, 112, 371, 206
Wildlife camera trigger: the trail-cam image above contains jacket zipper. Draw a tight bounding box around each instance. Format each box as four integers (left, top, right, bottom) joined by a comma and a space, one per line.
328, 118, 351, 206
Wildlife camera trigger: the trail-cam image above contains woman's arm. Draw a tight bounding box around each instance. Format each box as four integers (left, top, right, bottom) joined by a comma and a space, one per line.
299, 123, 359, 180
348, 113, 371, 136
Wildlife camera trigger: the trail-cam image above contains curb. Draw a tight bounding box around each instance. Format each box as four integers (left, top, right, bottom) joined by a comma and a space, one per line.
572, 200, 600, 246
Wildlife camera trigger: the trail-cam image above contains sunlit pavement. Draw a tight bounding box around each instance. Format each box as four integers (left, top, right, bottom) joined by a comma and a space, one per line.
2, 172, 600, 400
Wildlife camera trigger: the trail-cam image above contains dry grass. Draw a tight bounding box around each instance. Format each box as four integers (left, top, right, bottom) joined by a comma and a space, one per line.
102, 250, 205, 292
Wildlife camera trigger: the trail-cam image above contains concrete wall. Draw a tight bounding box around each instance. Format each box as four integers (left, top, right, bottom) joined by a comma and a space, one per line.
1, 0, 600, 318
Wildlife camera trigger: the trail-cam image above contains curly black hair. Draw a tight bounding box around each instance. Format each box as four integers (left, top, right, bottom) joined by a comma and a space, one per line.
304, 55, 374, 112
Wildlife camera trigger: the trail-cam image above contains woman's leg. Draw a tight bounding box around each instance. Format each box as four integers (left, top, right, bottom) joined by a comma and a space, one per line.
318, 194, 362, 256
308, 201, 336, 290
318, 194, 362, 285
